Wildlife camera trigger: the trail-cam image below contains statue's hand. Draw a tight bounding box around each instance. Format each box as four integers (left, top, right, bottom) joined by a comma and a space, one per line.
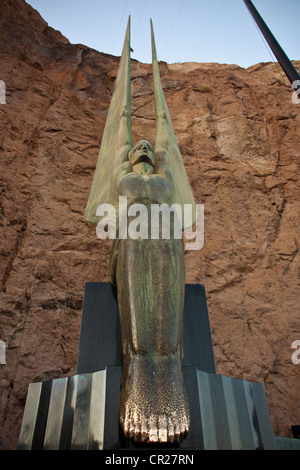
116, 143, 132, 163
119, 160, 132, 173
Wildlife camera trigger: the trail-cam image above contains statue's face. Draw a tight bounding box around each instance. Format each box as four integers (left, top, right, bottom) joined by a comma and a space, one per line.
129, 140, 155, 174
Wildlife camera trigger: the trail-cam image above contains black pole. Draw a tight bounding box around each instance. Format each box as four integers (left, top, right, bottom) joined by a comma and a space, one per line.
243, 0, 300, 85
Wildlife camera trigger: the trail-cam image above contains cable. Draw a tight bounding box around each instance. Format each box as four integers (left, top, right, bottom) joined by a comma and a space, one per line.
190, 0, 224, 61
246, 5, 290, 87
112, 0, 130, 54
133, 0, 148, 43
160, 0, 187, 55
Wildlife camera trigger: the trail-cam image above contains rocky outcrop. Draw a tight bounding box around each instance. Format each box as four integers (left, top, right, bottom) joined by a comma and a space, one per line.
0, 0, 299, 449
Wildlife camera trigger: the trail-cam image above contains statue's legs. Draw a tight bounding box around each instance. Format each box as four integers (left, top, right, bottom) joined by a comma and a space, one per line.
115, 231, 190, 444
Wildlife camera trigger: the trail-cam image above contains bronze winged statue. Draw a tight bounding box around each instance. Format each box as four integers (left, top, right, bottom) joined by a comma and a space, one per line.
85, 18, 196, 444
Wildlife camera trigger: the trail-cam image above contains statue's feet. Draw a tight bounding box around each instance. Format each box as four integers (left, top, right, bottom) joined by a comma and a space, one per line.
120, 355, 190, 444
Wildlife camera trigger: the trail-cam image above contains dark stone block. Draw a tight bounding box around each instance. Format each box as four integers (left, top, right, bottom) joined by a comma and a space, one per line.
77, 282, 215, 375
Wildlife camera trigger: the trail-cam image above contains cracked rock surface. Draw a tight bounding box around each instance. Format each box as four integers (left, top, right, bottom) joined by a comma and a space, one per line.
0, 0, 299, 449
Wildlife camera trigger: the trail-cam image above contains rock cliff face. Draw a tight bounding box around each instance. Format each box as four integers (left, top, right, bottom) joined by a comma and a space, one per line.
0, 0, 299, 449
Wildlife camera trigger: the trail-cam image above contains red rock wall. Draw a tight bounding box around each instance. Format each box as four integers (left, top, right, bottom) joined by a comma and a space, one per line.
0, 0, 299, 449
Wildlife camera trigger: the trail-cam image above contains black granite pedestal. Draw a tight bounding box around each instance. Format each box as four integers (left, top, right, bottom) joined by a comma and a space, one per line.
76, 282, 216, 450
76, 282, 216, 375
18, 282, 299, 450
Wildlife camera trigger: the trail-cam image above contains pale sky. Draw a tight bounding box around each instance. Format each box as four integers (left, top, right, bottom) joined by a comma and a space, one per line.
26, 0, 299, 68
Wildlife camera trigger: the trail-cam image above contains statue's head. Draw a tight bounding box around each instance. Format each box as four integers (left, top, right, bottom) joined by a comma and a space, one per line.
129, 140, 155, 175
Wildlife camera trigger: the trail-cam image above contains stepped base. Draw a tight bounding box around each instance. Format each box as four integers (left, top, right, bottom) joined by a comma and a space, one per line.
18, 367, 278, 450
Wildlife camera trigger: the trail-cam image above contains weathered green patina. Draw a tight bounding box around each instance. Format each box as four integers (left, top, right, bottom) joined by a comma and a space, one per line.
85, 17, 195, 444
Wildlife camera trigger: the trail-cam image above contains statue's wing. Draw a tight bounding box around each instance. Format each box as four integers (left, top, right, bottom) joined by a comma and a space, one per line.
85, 17, 132, 225
151, 20, 196, 229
